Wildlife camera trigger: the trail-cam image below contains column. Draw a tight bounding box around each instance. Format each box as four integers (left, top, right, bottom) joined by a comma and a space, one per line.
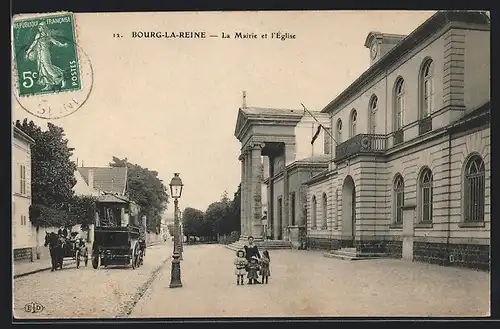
250, 144, 263, 239
245, 150, 252, 237
268, 155, 274, 240
282, 143, 296, 240
239, 153, 246, 237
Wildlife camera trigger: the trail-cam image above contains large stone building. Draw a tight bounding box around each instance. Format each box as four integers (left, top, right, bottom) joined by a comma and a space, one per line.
233, 11, 490, 269
12, 125, 36, 261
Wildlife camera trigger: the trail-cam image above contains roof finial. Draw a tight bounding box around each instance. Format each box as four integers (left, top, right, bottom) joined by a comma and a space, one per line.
242, 91, 247, 108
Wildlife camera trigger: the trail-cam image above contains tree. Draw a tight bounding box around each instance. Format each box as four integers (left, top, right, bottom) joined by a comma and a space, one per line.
204, 201, 224, 240
215, 185, 241, 236
16, 119, 77, 227
182, 207, 204, 239
109, 156, 169, 233
69, 195, 98, 230
229, 184, 241, 233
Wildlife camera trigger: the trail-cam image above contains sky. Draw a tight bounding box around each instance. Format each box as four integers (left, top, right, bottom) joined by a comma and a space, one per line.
12, 10, 436, 216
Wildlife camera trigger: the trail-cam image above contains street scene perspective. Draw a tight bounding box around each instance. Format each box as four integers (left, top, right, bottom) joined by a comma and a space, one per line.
12, 10, 490, 318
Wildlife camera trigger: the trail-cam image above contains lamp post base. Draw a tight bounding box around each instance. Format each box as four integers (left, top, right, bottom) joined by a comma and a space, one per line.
169, 252, 183, 288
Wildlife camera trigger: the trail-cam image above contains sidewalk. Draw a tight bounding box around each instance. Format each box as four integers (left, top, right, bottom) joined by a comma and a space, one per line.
13, 241, 166, 279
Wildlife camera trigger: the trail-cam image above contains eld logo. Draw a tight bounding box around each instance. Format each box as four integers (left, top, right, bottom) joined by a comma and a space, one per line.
24, 302, 44, 313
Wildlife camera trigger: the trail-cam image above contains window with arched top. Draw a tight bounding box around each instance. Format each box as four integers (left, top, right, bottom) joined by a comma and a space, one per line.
311, 195, 317, 229
420, 59, 434, 118
369, 96, 378, 134
394, 78, 405, 131
349, 110, 357, 138
322, 193, 328, 229
463, 155, 486, 222
336, 119, 343, 144
418, 168, 433, 223
393, 175, 404, 224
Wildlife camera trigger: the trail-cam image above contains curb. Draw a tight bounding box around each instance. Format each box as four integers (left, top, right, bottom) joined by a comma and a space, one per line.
116, 254, 173, 318
14, 260, 77, 279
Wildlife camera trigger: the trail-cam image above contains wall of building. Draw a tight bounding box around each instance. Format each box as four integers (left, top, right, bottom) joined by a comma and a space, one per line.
12, 136, 34, 252
329, 22, 489, 150
295, 115, 330, 160
271, 175, 284, 237
463, 29, 490, 113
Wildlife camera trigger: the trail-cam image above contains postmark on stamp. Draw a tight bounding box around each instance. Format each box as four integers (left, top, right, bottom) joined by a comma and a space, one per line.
12, 12, 94, 120
13, 13, 82, 96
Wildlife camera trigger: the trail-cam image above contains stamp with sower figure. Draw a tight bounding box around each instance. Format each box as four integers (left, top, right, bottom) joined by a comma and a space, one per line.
13, 13, 82, 96
12, 12, 93, 120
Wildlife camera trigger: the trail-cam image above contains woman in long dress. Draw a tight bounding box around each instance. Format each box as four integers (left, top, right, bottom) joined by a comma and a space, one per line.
25, 21, 68, 90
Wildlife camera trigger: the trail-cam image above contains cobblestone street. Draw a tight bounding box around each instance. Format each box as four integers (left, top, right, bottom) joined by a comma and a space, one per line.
13, 243, 172, 319
131, 244, 489, 317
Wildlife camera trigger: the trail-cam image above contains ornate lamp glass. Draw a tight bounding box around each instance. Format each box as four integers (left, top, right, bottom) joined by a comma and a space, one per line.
169, 173, 183, 199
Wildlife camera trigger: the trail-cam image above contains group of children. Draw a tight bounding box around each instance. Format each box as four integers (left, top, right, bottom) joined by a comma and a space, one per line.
234, 249, 271, 285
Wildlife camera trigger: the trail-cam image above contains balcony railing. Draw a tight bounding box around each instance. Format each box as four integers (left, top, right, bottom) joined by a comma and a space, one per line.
334, 134, 387, 162
418, 116, 432, 135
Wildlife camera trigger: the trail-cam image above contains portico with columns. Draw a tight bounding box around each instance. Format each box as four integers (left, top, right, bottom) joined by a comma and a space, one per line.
235, 108, 304, 242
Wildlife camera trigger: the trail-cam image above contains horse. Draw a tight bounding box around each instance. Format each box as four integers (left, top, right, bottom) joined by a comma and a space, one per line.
44, 232, 64, 271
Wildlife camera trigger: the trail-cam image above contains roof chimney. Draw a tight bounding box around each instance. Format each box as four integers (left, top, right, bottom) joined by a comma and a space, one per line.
242, 91, 247, 108
88, 169, 94, 190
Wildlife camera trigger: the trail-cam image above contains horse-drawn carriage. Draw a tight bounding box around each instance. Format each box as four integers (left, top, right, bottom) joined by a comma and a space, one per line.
44, 231, 89, 271
91, 193, 146, 269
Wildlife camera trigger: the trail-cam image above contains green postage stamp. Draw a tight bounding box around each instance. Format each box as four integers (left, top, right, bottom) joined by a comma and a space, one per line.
12, 13, 82, 96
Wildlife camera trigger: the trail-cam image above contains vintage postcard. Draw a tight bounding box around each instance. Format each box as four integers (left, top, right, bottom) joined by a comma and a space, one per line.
11, 10, 491, 320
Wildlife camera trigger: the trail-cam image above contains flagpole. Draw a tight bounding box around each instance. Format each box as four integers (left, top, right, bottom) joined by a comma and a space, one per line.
301, 103, 338, 146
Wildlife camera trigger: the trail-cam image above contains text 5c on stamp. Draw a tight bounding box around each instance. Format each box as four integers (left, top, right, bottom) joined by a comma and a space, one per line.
13, 13, 82, 97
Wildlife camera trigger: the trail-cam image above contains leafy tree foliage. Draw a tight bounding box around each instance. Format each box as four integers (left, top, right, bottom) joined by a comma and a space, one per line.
16, 119, 77, 227
181, 207, 204, 239
180, 186, 241, 241
109, 156, 169, 233
69, 195, 98, 230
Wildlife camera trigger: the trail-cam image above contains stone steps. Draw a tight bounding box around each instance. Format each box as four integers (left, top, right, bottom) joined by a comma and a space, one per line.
323, 248, 388, 261
226, 239, 293, 252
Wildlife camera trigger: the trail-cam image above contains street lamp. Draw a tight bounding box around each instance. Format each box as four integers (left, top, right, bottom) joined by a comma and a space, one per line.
169, 173, 183, 288
178, 209, 183, 260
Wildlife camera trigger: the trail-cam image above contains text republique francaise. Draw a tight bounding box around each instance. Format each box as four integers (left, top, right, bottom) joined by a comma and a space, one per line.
131, 31, 296, 40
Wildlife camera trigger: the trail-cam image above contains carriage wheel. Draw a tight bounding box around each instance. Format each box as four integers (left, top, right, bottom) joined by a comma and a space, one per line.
76, 250, 80, 269
91, 252, 99, 269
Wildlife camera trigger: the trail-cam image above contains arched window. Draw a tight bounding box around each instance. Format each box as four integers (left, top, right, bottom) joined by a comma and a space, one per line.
336, 119, 343, 144
369, 95, 378, 134
419, 168, 433, 223
420, 59, 434, 118
349, 110, 357, 138
464, 155, 486, 222
322, 193, 328, 229
393, 175, 404, 224
311, 195, 317, 229
394, 78, 405, 131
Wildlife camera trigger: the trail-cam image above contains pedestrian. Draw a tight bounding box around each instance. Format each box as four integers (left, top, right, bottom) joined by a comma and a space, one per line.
244, 236, 261, 284
246, 256, 260, 285
259, 250, 271, 284
234, 249, 247, 285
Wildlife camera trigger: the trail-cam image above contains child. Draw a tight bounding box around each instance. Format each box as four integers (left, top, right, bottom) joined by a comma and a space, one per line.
234, 249, 248, 285
246, 256, 260, 284
260, 250, 271, 284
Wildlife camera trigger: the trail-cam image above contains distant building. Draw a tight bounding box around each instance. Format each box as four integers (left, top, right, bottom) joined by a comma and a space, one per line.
72, 165, 129, 242
234, 11, 490, 270
12, 125, 36, 261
